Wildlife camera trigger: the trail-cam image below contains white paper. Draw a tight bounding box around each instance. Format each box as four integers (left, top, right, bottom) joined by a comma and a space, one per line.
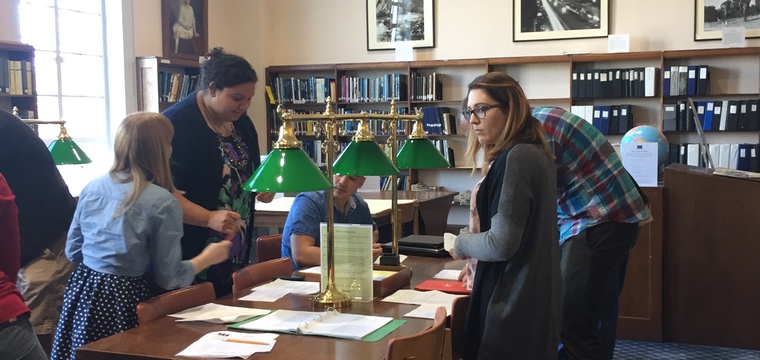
176, 331, 277, 358
608, 34, 630, 53
238, 279, 320, 302
382, 289, 461, 318
320, 223, 374, 301
620, 142, 658, 187
722, 27, 746, 48
403, 304, 444, 319
169, 303, 270, 324
433, 269, 461, 281
395, 43, 414, 61
443, 232, 456, 251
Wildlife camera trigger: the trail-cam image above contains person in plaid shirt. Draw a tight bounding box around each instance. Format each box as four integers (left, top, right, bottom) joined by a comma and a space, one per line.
532, 106, 650, 360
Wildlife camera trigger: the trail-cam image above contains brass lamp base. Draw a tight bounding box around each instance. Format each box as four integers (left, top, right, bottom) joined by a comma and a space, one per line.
379, 253, 401, 266
312, 286, 351, 309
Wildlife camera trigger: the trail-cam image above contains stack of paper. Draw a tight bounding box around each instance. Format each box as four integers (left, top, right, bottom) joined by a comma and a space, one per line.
432, 269, 461, 281
176, 331, 277, 358
168, 303, 270, 324
238, 279, 320, 302
382, 289, 464, 319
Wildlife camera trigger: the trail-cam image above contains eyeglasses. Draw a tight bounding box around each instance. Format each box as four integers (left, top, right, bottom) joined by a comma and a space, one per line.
462, 104, 503, 120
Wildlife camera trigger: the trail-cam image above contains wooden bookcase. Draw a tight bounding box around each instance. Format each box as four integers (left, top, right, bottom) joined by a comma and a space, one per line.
135, 56, 201, 113
265, 47, 760, 227
0, 42, 36, 118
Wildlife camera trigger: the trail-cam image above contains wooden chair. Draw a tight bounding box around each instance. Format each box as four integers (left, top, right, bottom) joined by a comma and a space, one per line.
232, 257, 293, 295
396, 199, 419, 236
386, 306, 448, 360
136, 282, 215, 326
449, 295, 470, 360
256, 234, 283, 263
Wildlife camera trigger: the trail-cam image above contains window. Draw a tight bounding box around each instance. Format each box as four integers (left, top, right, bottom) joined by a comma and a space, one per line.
18, 0, 110, 164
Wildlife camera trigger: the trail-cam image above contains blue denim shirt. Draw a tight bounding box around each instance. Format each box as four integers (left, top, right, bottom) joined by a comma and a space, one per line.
66, 174, 195, 289
281, 190, 374, 270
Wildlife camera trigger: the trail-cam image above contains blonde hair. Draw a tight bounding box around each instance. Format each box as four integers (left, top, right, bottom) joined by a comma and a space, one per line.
464, 72, 553, 175
110, 112, 176, 213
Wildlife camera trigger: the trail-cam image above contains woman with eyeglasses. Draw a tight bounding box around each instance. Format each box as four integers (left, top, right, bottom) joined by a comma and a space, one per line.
449, 72, 561, 359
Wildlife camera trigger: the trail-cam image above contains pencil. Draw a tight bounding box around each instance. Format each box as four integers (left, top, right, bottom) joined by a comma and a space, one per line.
223, 338, 271, 346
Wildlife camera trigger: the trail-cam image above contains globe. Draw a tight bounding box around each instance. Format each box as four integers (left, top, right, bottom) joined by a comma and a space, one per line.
621, 125, 669, 165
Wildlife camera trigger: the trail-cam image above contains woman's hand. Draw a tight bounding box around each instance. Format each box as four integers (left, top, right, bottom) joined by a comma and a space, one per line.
372, 243, 383, 263
207, 209, 241, 234
191, 239, 232, 273
256, 192, 276, 203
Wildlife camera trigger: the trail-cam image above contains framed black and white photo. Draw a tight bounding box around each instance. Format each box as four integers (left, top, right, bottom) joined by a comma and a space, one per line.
695, 0, 760, 40
162, 0, 208, 61
367, 0, 434, 51
514, 0, 609, 42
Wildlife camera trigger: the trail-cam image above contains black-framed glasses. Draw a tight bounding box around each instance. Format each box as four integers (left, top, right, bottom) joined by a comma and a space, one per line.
462, 104, 502, 120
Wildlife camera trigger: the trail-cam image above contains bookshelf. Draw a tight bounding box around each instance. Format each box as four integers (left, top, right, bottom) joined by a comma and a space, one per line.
0, 42, 36, 118
135, 56, 201, 113
265, 47, 760, 226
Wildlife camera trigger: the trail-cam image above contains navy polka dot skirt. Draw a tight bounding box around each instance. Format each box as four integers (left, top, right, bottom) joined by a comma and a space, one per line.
50, 264, 150, 360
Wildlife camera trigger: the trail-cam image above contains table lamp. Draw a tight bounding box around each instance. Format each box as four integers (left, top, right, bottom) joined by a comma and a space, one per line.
244, 99, 398, 309
14, 107, 92, 165
334, 100, 449, 266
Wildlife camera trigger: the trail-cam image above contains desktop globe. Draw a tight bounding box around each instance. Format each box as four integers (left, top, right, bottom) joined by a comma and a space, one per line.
621, 125, 669, 165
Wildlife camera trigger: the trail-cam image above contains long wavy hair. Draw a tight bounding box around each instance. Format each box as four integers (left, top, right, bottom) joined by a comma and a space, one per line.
464, 72, 553, 175
110, 112, 176, 214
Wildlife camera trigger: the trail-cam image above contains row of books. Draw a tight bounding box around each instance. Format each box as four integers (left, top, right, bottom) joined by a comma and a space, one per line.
337, 74, 408, 103
571, 67, 656, 99
663, 99, 760, 132
409, 72, 443, 101
270, 76, 336, 105
570, 104, 635, 135
0, 57, 33, 95
662, 65, 709, 97
419, 107, 457, 135
380, 175, 410, 191
431, 139, 456, 167
158, 71, 199, 103
667, 142, 760, 173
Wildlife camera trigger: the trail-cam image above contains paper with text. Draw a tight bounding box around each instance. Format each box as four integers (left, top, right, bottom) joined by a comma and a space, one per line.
238, 279, 320, 302
169, 303, 270, 324
433, 269, 461, 281
237, 309, 392, 340
176, 331, 277, 358
320, 223, 374, 300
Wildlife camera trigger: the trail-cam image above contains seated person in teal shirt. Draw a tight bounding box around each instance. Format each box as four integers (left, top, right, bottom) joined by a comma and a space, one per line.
281, 175, 382, 270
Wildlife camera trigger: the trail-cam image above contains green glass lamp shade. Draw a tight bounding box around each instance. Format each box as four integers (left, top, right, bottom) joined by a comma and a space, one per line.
48, 139, 92, 165
243, 148, 331, 192
333, 141, 400, 176
396, 139, 450, 169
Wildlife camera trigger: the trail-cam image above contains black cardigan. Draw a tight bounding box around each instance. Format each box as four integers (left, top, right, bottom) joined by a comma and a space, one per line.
163, 91, 262, 261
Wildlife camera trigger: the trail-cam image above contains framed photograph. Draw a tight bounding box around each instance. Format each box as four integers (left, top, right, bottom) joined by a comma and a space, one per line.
162, 0, 208, 61
513, 0, 609, 42
695, 0, 760, 40
366, 0, 435, 51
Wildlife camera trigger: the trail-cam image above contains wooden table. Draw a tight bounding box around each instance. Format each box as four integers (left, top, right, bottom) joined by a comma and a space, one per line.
254, 191, 457, 236
75, 256, 467, 360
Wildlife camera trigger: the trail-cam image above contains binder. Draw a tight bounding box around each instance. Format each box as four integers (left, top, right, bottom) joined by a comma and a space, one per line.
663, 104, 678, 132
703, 101, 715, 131
718, 100, 729, 131
750, 144, 759, 172
737, 100, 749, 131
613, 69, 623, 97
708, 144, 721, 169
670, 65, 680, 96
678, 66, 688, 97
609, 105, 620, 135
668, 143, 681, 165
618, 104, 633, 134
729, 143, 740, 169
696, 101, 706, 130
725, 100, 739, 131
687, 143, 700, 166
748, 99, 760, 131
644, 66, 656, 97
737, 144, 751, 171
578, 72, 586, 98
719, 143, 731, 168
585, 70, 594, 98
686, 65, 698, 96
592, 69, 601, 98
696, 65, 709, 95
592, 106, 603, 132
599, 70, 608, 97
571, 70, 580, 98
662, 68, 671, 97
599, 106, 611, 134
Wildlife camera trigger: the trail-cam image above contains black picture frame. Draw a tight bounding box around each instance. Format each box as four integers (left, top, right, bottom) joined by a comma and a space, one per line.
695, 0, 760, 41
162, 0, 208, 61
513, 0, 609, 42
366, 0, 435, 51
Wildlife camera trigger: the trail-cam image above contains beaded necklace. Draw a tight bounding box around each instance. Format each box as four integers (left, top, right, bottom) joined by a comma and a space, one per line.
216, 126, 250, 172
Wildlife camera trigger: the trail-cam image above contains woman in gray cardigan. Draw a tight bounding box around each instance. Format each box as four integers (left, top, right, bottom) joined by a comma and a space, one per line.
450, 72, 561, 360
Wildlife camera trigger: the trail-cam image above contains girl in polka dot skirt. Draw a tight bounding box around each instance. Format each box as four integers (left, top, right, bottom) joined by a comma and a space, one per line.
50, 112, 233, 360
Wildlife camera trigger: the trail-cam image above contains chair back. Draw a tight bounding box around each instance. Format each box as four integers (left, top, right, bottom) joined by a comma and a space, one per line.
232, 257, 293, 295
136, 282, 215, 325
397, 199, 419, 236
256, 234, 283, 263
449, 295, 470, 360
386, 306, 447, 360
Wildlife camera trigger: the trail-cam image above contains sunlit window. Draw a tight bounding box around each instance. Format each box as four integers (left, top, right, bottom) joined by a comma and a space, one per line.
18, 0, 109, 164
